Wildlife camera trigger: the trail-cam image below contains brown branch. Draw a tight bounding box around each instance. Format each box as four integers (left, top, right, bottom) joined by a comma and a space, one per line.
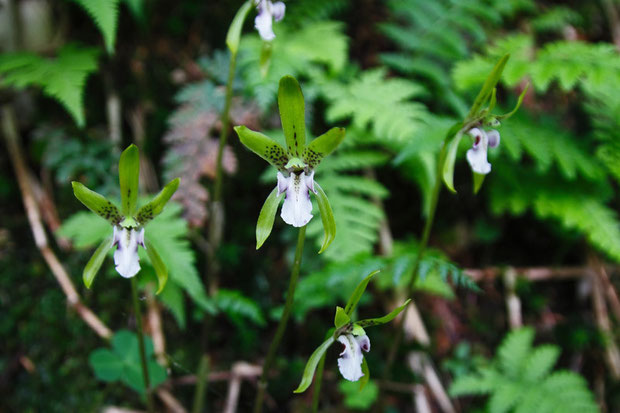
2, 105, 113, 340
591, 264, 620, 379
465, 265, 619, 282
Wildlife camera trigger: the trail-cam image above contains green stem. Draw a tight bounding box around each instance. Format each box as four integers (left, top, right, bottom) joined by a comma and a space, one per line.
382, 143, 447, 381
311, 353, 327, 413
254, 225, 307, 413
213, 50, 238, 205
192, 355, 210, 413
131, 277, 154, 413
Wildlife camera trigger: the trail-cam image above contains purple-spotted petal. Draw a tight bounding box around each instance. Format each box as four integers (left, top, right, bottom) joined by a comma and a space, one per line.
337, 334, 365, 382
487, 130, 500, 148
271, 1, 285, 21
468, 128, 484, 149
466, 128, 491, 175
355, 334, 371, 353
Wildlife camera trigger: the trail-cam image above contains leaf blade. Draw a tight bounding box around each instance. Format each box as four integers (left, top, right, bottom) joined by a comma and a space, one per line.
256, 187, 284, 249
71, 181, 122, 225
314, 183, 336, 253
356, 299, 411, 328
83, 235, 114, 288
234, 126, 289, 170
226, 1, 253, 54
344, 270, 380, 316
145, 240, 168, 294
136, 178, 180, 226
303, 127, 346, 169
294, 336, 335, 393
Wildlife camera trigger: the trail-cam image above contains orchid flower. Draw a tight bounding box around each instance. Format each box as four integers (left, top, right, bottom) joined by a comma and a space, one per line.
234, 75, 345, 252
442, 54, 527, 194
295, 271, 411, 393
254, 0, 285, 41
71, 144, 179, 293
466, 127, 500, 175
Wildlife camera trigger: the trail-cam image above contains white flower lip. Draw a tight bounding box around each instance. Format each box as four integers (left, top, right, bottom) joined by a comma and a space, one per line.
254, 0, 286, 41
113, 226, 145, 278
466, 127, 500, 175
337, 334, 371, 382
277, 171, 316, 227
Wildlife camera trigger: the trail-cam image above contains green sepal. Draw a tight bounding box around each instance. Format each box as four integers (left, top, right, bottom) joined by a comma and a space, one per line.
256, 187, 284, 249
71, 181, 123, 225
441, 123, 465, 193
473, 172, 485, 194
352, 323, 366, 336
302, 127, 346, 169
344, 270, 380, 316
467, 54, 509, 120
136, 178, 180, 225
314, 183, 336, 254
496, 84, 529, 121
278, 76, 306, 157
234, 125, 289, 170
225, 0, 253, 54
334, 306, 350, 328
359, 358, 370, 390
145, 240, 168, 294
294, 336, 335, 394
356, 299, 411, 328
83, 234, 114, 288
119, 144, 140, 217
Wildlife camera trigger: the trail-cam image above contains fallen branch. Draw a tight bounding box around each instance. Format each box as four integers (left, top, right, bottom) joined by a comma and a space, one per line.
465, 265, 619, 282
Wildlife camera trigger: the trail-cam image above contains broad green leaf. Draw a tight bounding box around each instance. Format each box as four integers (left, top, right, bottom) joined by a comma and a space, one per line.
357, 299, 411, 328
302, 127, 346, 169
226, 1, 253, 54
334, 306, 350, 328
83, 235, 113, 288
234, 125, 289, 170
136, 178, 180, 225
89, 349, 123, 381
488, 88, 497, 112
71, 181, 122, 225
360, 358, 370, 390
278, 76, 306, 157
467, 54, 510, 120
119, 144, 140, 217
256, 187, 284, 249
497, 84, 529, 120
344, 270, 379, 316
294, 336, 335, 393
72, 0, 120, 54
441, 123, 465, 193
314, 183, 336, 253
473, 172, 485, 194
145, 240, 168, 294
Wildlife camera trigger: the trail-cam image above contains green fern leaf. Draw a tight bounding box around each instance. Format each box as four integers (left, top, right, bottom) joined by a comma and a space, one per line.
522, 345, 559, 382
497, 327, 534, 378
0, 45, 99, 127
323, 68, 428, 142
214, 289, 266, 326
71, 0, 121, 54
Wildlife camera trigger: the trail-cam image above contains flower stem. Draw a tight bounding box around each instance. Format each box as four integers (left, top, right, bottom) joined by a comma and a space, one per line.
192, 355, 210, 413
382, 143, 447, 382
311, 353, 327, 412
254, 225, 307, 413
131, 276, 154, 413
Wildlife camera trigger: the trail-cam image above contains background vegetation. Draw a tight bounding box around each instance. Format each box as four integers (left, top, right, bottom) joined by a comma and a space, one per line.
1, 0, 619, 411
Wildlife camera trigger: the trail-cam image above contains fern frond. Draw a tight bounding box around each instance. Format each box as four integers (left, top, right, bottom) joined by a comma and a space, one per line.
323, 68, 428, 142
0, 45, 99, 127
522, 345, 559, 382
497, 327, 534, 378
71, 0, 120, 54
284, 0, 349, 26
214, 289, 266, 327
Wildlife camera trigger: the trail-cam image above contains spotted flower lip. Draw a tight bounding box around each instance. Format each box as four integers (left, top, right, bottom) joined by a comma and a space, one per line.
337, 334, 371, 382
254, 0, 285, 41
466, 127, 500, 175
277, 170, 317, 227
112, 226, 145, 278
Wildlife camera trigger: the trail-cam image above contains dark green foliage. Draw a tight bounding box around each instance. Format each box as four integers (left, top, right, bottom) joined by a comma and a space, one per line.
450, 328, 599, 413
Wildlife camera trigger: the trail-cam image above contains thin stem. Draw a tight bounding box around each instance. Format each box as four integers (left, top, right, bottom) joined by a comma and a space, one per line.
311, 353, 327, 413
254, 225, 307, 413
213, 50, 238, 205
382, 144, 447, 381
192, 355, 210, 413
131, 277, 154, 413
